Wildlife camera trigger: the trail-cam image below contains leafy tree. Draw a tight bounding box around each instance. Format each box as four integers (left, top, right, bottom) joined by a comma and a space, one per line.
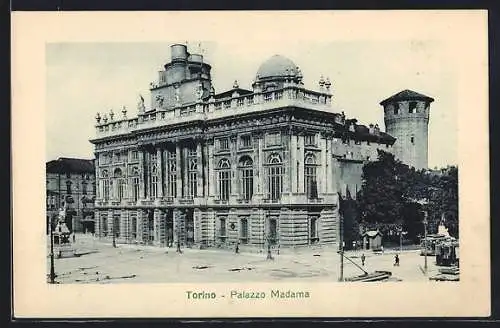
356, 150, 459, 242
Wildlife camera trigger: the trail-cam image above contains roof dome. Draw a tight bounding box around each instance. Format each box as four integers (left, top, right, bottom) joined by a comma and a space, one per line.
256, 55, 299, 80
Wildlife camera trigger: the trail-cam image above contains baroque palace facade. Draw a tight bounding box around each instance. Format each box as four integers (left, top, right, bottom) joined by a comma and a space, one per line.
90, 44, 415, 250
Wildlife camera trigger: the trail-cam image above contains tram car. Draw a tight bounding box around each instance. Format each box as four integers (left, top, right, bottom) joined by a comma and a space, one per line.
435, 239, 459, 267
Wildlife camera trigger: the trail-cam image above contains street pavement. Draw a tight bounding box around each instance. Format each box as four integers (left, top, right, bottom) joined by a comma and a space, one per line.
47, 233, 447, 284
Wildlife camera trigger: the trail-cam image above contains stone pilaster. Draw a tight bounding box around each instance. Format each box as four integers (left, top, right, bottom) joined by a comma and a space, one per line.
297, 134, 305, 193
176, 145, 182, 199
290, 133, 298, 193
138, 150, 145, 199
196, 142, 203, 197
156, 148, 163, 198
208, 141, 215, 197
319, 137, 327, 195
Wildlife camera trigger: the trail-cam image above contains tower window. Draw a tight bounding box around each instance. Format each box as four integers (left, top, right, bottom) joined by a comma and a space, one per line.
393, 103, 399, 115
410, 136, 415, 144
409, 102, 417, 113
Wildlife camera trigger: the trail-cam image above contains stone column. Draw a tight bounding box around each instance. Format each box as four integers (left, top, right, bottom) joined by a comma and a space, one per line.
153, 209, 161, 245
196, 142, 203, 197
136, 210, 143, 242
297, 134, 305, 193
94, 209, 100, 237
319, 137, 327, 195
230, 135, 238, 198
327, 137, 334, 193
176, 144, 182, 199
282, 130, 290, 194
256, 132, 264, 197
208, 140, 215, 197
156, 148, 163, 198
183, 146, 189, 198
202, 142, 209, 197
163, 148, 169, 197
138, 150, 145, 199
290, 133, 298, 193
193, 208, 201, 243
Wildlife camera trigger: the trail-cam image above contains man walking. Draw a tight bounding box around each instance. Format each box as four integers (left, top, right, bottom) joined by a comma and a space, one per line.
394, 254, 400, 266
361, 253, 366, 266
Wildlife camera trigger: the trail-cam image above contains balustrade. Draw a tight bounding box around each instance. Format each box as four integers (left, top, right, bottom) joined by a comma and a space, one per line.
94, 86, 333, 139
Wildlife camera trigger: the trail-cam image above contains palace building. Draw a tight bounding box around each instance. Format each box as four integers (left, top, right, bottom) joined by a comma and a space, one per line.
89, 44, 432, 249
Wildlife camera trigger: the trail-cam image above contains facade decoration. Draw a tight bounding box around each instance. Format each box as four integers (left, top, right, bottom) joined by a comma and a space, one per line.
90, 44, 430, 250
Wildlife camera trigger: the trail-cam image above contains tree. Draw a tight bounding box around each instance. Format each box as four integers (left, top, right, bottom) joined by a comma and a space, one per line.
356, 150, 407, 239
356, 150, 459, 242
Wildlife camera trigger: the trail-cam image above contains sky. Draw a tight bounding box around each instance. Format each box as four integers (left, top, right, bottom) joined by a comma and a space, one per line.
46, 40, 457, 168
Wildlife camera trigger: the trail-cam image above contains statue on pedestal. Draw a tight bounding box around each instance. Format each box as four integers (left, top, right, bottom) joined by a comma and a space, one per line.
52, 204, 76, 258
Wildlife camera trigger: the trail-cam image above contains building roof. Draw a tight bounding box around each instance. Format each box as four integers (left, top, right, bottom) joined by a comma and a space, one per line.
379, 89, 435, 106
256, 55, 299, 80
46, 157, 95, 174
214, 88, 253, 100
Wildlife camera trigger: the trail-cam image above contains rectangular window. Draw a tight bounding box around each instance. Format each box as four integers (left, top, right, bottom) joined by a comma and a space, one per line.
218, 138, 229, 151
268, 218, 277, 245
247, 97, 254, 105
82, 182, 87, 195
151, 175, 158, 198
215, 102, 222, 110
310, 217, 319, 244
237, 98, 244, 106
409, 101, 417, 113
118, 179, 126, 200
267, 165, 283, 200
264, 93, 272, 102
130, 150, 138, 161
103, 180, 110, 200
274, 91, 283, 100
304, 134, 317, 146
219, 217, 227, 237
113, 215, 120, 238
393, 103, 399, 115
240, 218, 249, 244
240, 135, 252, 148
132, 177, 139, 201
266, 132, 281, 147
224, 100, 231, 109
240, 167, 253, 200
218, 170, 231, 201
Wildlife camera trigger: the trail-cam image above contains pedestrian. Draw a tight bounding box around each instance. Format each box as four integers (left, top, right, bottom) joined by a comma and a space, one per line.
394, 254, 400, 266
361, 253, 366, 266
235, 242, 239, 254
72, 233, 76, 243
381, 245, 384, 254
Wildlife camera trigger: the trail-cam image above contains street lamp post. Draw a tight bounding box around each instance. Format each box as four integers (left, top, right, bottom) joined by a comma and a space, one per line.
112, 216, 116, 248
49, 214, 56, 283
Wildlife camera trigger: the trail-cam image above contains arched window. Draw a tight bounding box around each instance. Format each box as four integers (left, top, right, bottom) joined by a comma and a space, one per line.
151, 164, 158, 198
217, 159, 231, 201
305, 153, 318, 199
238, 156, 254, 201
267, 154, 284, 200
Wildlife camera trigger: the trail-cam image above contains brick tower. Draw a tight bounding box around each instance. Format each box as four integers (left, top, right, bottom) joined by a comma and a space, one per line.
380, 90, 434, 170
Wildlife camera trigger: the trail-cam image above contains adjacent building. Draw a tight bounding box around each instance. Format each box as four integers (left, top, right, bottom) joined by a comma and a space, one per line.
46, 157, 96, 233
89, 44, 432, 249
